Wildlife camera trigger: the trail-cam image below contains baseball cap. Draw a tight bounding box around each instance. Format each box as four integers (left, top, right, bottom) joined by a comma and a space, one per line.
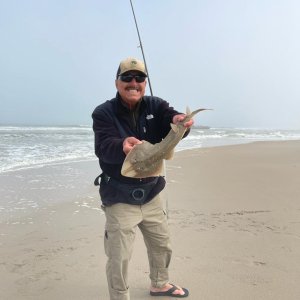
116, 57, 147, 78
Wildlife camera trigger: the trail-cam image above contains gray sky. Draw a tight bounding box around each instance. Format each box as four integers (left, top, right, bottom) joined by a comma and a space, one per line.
1, 0, 299, 128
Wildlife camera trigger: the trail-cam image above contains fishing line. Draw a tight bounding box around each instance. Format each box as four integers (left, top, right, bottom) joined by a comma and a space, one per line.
129, 0, 170, 218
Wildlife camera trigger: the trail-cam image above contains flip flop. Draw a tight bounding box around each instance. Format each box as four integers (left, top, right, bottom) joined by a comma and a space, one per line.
150, 284, 189, 298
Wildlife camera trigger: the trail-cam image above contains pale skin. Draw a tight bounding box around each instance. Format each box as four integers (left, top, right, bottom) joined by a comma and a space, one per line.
116, 71, 191, 296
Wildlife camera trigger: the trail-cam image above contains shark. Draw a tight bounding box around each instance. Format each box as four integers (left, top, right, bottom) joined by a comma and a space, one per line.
121, 107, 209, 178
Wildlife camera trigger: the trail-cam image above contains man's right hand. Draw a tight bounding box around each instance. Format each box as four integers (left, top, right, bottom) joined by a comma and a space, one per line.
123, 137, 142, 155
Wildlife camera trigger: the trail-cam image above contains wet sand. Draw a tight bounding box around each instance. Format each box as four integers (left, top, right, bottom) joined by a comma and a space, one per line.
1, 141, 300, 299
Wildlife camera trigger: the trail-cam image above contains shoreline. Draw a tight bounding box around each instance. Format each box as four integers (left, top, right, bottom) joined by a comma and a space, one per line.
2, 135, 300, 174
1, 140, 300, 299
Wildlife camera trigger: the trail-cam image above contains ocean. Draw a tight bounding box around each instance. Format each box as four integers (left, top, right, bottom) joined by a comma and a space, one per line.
1, 125, 300, 174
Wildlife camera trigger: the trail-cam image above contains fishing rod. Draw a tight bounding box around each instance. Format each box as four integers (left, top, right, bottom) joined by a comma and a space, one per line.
129, 0, 153, 96
129, 0, 169, 218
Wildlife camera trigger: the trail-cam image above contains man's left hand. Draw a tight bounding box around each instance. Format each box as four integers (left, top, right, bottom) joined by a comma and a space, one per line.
172, 114, 194, 128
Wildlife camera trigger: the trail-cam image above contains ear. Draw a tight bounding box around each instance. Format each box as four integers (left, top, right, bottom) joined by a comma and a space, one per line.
115, 79, 118, 89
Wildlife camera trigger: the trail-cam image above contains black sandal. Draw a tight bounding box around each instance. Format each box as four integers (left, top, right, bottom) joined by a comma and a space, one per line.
150, 284, 189, 298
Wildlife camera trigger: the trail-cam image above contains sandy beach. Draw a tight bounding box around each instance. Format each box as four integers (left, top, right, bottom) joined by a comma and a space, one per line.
1, 140, 300, 300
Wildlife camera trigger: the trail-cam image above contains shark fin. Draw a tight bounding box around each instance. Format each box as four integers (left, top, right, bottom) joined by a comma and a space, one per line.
170, 123, 178, 133
164, 148, 174, 160
154, 160, 164, 175
121, 160, 137, 177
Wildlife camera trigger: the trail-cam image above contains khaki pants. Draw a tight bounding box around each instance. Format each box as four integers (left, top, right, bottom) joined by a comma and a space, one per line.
103, 195, 172, 300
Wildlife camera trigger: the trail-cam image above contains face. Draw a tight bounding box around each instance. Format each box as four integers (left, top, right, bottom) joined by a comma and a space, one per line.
115, 71, 147, 108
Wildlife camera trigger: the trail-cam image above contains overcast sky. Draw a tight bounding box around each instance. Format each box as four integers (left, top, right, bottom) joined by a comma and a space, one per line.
1, 0, 299, 128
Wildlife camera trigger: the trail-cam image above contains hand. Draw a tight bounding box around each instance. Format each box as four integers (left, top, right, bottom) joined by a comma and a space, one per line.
123, 137, 142, 155
172, 114, 194, 128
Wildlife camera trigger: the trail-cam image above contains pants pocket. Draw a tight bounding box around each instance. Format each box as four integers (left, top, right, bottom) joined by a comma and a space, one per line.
104, 223, 120, 257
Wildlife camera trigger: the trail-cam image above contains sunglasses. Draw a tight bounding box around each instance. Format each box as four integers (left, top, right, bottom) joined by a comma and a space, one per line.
118, 74, 147, 83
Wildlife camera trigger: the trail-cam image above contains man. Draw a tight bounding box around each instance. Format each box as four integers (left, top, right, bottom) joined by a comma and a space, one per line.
92, 57, 192, 299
